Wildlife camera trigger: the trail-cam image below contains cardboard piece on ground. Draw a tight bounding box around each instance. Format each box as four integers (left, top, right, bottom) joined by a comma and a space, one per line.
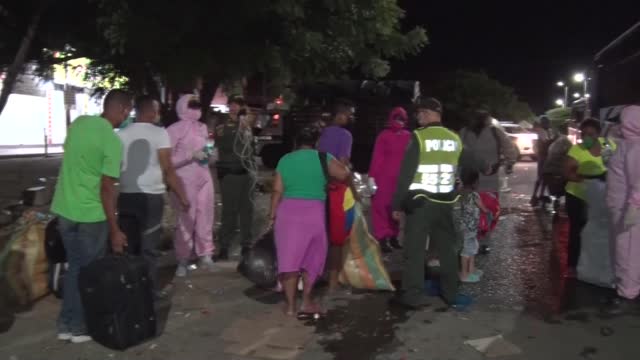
464, 335, 522, 358
266, 324, 315, 349
223, 311, 316, 359
485, 338, 522, 358
252, 345, 301, 360
221, 318, 263, 342
464, 335, 502, 353
225, 339, 266, 357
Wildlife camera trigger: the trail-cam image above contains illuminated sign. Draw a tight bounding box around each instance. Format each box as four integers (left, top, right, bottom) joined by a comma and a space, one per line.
53, 58, 90, 87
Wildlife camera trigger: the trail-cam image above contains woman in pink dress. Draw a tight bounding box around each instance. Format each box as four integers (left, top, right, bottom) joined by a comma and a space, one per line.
369, 107, 412, 253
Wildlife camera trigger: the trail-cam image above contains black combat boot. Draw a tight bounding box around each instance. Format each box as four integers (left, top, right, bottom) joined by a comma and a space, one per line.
380, 239, 393, 254
389, 238, 403, 250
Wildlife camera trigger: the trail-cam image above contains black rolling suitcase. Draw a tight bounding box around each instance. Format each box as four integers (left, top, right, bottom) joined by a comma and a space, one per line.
78, 254, 156, 350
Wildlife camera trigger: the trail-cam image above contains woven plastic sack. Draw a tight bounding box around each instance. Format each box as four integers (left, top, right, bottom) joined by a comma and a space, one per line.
339, 204, 395, 291
577, 180, 615, 288
0, 211, 51, 308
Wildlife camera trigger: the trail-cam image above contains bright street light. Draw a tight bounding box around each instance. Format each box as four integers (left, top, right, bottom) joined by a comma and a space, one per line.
555, 99, 565, 106
585, 93, 591, 98
557, 81, 565, 87
573, 73, 586, 83
573, 92, 581, 98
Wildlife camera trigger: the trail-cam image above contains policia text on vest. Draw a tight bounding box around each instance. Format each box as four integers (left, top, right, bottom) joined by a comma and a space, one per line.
392, 124, 474, 308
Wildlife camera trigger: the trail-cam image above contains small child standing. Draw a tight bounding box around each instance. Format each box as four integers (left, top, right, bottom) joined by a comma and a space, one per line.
458, 170, 488, 283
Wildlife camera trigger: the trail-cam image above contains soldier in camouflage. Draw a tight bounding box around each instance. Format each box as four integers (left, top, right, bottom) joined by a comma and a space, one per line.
214, 96, 256, 260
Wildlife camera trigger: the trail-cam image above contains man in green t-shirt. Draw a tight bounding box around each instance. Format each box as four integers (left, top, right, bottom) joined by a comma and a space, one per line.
51, 89, 132, 343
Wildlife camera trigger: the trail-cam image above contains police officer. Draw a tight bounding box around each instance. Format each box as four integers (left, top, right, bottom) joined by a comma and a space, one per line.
391, 98, 474, 309
215, 96, 255, 260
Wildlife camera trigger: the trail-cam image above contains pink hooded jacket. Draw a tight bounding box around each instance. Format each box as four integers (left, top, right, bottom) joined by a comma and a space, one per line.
167, 95, 211, 187
607, 105, 640, 224
369, 107, 411, 240
606, 105, 640, 299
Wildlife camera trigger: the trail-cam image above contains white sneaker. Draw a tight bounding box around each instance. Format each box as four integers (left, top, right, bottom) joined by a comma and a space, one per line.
175, 264, 188, 277
57, 332, 72, 341
199, 256, 217, 272
70, 335, 92, 344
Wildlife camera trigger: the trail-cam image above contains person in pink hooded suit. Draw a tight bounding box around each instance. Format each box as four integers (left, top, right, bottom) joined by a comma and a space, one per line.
606, 105, 640, 314
369, 107, 412, 253
167, 94, 216, 277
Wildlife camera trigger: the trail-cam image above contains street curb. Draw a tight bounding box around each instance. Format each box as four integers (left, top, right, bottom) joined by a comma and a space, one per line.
0, 154, 63, 160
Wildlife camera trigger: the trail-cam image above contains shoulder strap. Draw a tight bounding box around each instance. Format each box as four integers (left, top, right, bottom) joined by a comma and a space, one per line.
318, 151, 331, 230
318, 151, 330, 181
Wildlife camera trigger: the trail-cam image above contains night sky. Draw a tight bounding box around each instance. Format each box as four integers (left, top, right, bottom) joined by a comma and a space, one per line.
392, 1, 639, 114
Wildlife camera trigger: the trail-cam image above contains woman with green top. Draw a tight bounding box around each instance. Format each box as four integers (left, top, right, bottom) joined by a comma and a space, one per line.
269, 126, 350, 317
564, 119, 614, 270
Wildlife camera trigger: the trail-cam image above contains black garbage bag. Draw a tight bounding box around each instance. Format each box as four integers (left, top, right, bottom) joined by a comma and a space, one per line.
237, 230, 278, 289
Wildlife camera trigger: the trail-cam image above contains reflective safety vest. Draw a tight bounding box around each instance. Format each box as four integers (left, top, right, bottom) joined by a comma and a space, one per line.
410, 126, 463, 197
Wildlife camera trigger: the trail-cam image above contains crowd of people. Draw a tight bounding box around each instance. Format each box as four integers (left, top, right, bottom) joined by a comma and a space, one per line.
530, 106, 640, 315
50, 85, 640, 342
271, 97, 519, 311
51, 90, 257, 342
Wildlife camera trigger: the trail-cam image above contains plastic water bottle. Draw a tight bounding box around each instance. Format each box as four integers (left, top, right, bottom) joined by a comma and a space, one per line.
199, 138, 215, 166
602, 141, 614, 167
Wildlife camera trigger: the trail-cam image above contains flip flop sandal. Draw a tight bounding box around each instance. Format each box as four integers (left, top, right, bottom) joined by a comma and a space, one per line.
461, 273, 481, 283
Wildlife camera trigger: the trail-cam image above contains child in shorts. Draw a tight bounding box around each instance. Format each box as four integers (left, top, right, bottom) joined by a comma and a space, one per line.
458, 169, 488, 283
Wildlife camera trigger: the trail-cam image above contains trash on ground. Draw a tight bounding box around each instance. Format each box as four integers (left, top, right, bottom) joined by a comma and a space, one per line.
464, 335, 522, 357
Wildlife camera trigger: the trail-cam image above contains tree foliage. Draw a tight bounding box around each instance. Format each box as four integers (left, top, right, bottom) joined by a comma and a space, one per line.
90, 0, 426, 99
1, 0, 426, 115
431, 71, 536, 130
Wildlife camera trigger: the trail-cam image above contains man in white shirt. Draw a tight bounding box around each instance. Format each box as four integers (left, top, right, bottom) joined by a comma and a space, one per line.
118, 95, 189, 298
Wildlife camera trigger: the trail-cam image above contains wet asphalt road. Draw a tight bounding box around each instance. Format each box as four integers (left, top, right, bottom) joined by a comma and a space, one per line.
467, 162, 614, 317
309, 162, 621, 359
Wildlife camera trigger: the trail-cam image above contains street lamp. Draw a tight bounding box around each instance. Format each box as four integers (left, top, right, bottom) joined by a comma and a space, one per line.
573, 92, 581, 99
555, 99, 565, 107
573, 72, 589, 115
556, 81, 568, 108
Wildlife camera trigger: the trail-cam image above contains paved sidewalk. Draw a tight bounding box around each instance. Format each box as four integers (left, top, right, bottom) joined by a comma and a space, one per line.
1, 161, 639, 359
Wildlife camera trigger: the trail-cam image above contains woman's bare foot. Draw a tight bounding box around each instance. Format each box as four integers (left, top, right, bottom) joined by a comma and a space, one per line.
282, 303, 296, 317
300, 301, 325, 315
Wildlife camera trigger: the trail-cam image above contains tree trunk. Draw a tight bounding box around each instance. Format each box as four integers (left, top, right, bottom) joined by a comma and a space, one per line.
200, 75, 221, 122
0, 0, 49, 116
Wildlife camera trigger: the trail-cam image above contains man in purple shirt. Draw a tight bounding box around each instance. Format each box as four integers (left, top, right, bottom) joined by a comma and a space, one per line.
317, 99, 354, 294
318, 99, 354, 165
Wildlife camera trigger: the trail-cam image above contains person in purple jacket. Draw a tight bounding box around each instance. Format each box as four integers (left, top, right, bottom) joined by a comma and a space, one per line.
317, 99, 355, 293
318, 99, 354, 164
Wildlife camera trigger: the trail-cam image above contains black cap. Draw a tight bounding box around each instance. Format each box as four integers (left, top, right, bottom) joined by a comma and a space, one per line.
416, 97, 442, 113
